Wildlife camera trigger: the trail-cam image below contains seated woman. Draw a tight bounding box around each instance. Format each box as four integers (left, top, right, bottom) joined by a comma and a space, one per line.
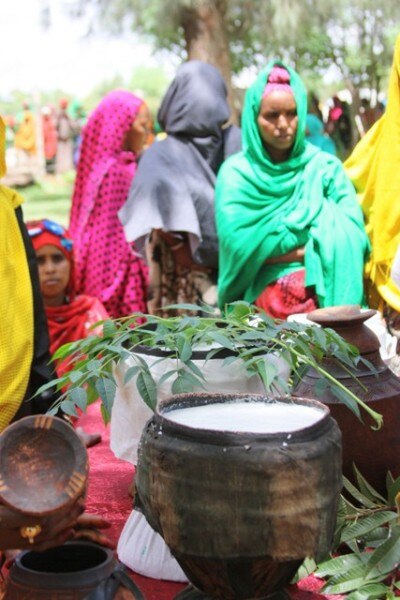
216, 64, 370, 319
119, 61, 241, 316
27, 219, 109, 445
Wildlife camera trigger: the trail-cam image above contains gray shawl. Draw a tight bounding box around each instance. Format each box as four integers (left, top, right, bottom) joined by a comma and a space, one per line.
119, 61, 241, 269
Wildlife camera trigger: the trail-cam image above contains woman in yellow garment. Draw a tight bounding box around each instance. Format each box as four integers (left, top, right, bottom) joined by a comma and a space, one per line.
0, 116, 53, 430
345, 35, 400, 318
14, 104, 37, 156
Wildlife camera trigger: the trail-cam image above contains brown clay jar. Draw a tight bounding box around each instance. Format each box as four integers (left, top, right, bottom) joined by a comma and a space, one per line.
293, 305, 400, 495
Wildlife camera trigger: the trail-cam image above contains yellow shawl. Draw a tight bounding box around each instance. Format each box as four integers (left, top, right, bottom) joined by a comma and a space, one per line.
345, 35, 400, 311
0, 117, 34, 430
14, 110, 37, 154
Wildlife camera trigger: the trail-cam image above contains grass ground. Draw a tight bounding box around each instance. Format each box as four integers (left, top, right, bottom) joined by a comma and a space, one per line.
18, 172, 74, 226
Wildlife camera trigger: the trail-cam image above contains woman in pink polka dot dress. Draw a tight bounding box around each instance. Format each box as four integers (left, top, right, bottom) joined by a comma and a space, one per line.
69, 90, 150, 318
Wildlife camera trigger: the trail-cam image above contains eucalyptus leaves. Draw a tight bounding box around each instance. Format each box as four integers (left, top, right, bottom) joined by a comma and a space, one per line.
38, 302, 382, 428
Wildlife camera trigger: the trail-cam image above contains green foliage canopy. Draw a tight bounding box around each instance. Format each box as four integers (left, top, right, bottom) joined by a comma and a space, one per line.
70, 0, 400, 93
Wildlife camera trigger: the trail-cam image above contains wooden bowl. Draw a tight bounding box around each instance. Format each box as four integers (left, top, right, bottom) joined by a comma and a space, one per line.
0, 415, 88, 516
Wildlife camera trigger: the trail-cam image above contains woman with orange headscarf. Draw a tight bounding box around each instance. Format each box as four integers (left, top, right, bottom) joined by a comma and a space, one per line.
345, 35, 400, 325
27, 219, 109, 376
27, 219, 109, 446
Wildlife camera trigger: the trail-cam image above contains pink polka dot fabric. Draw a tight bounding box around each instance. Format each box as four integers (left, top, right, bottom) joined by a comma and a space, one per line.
69, 90, 148, 318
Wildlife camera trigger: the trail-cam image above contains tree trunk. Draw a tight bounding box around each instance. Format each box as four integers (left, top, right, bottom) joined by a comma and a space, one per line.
346, 79, 361, 150
180, 0, 238, 123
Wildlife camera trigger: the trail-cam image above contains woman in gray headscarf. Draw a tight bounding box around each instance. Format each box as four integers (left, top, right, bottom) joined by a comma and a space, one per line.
119, 60, 241, 315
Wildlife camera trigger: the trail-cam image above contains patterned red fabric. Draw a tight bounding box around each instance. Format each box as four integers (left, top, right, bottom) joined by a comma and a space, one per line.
45, 296, 109, 374
255, 269, 318, 319
69, 90, 149, 318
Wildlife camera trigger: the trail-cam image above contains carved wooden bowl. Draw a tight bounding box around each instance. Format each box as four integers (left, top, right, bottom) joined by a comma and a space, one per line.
0, 415, 88, 516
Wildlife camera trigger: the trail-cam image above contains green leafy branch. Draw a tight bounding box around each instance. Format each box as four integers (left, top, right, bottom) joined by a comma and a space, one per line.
309, 467, 400, 599
37, 301, 382, 428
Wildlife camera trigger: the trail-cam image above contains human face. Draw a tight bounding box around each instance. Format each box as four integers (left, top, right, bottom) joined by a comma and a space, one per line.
257, 90, 298, 162
124, 103, 151, 155
36, 245, 71, 307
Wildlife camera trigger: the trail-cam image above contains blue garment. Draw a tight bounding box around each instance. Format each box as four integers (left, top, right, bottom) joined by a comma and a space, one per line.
306, 114, 336, 155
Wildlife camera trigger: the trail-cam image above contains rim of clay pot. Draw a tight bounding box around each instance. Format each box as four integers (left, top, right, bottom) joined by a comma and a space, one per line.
11, 541, 115, 588
307, 305, 377, 327
131, 343, 236, 360
153, 393, 333, 446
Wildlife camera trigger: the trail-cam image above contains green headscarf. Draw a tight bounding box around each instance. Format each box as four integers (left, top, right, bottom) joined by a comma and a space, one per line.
216, 61, 369, 309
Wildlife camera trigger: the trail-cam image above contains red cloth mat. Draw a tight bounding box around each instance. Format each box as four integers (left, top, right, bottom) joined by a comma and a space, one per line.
80, 403, 343, 600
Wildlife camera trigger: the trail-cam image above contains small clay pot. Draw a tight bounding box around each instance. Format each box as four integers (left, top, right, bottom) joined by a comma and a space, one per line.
5, 541, 115, 599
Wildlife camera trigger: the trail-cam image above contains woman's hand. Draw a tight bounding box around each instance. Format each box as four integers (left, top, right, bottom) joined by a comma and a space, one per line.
0, 499, 85, 551
72, 513, 114, 548
265, 247, 305, 265
0, 501, 113, 551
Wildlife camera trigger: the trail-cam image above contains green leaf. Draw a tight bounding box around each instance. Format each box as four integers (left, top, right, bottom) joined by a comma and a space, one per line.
171, 374, 188, 395
163, 303, 205, 312
158, 369, 178, 386
311, 325, 327, 349
316, 553, 366, 577
229, 302, 252, 320
314, 378, 328, 396
100, 403, 111, 425
87, 359, 103, 373
180, 369, 205, 390
185, 360, 206, 380
69, 370, 83, 384
69, 387, 88, 412
60, 399, 78, 417
323, 562, 368, 594
330, 385, 361, 421
95, 378, 116, 415
388, 473, 400, 506
343, 476, 377, 508
33, 378, 59, 396
254, 359, 277, 392
341, 512, 397, 543
346, 583, 391, 600
363, 526, 394, 545
123, 365, 140, 386
86, 385, 99, 406
176, 335, 192, 362
102, 319, 118, 337
292, 557, 317, 582
207, 331, 235, 351
353, 464, 387, 504
364, 524, 400, 579
136, 371, 157, 411
52, 341, 78, 360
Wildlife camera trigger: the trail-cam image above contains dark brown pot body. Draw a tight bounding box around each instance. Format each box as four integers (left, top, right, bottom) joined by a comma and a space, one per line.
136, 393, 342, 600
293, 306, 400, 495
5, 542, 115, 600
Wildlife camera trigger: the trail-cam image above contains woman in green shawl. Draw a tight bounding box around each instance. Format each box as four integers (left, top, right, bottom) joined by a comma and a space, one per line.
216, 63, 369, 318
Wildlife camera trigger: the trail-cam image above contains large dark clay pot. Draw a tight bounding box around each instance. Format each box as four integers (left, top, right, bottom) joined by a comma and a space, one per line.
136, 393, 342, 600
293, 305, 400, 494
